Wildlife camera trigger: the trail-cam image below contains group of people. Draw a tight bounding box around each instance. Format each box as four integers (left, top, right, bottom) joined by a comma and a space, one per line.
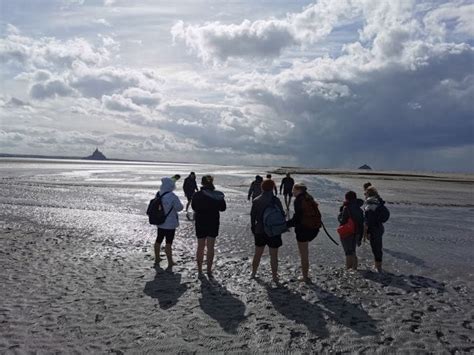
149, 172, 387, 282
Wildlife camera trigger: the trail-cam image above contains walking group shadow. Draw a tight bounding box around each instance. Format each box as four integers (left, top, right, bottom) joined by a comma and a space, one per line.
144, 266, 445, 337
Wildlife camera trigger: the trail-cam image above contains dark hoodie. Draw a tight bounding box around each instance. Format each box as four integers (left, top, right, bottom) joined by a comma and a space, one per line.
192, 185, 226, 236
338, 198, 364, 239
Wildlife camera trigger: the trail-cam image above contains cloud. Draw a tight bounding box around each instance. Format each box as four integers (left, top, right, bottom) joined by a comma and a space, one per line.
102, 93, 140, 112
30, 79, 76, 99
0, 26, 116, 71
171, 0, 360, 61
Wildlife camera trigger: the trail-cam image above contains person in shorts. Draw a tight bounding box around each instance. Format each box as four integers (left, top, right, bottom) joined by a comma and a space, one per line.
191, 175, 226, 276
287, 183, 320, 282
155, 177, 184, 268
250, 179, 285, 283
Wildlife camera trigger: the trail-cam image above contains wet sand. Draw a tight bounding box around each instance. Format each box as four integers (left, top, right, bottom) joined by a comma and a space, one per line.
1, 160, 473, 353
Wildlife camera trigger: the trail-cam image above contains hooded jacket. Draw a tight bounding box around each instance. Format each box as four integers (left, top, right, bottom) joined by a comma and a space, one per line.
364, 196, 385, 233
192, 186, 226, 231
157, 177, 184, 230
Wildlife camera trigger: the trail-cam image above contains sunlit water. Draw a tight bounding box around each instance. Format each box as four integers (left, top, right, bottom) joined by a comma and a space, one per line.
0, 158, 472, 285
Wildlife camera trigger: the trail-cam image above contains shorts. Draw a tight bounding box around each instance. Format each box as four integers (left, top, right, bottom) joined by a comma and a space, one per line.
295, 227, 319, 243
254, 233, 282, 249
156, 228, 176, 244
196, 234, 217, 239
283, 191, 293, 197
341, 235, 357, 256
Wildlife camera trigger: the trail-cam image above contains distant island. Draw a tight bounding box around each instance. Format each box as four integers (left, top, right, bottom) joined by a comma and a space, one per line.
84, 148, 107, 161
358, 164, 372, 170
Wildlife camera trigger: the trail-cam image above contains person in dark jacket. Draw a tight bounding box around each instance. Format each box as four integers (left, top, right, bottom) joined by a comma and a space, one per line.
280, 172, 295, 211
287, 183, 320, 282
192, 175, 226, 276
248, 175, 263, 201
363, 186, 385, 272
338, 191, 364, 270
250, 179, 285, 283
266, 174, 278, 195
183, 172, 199, 212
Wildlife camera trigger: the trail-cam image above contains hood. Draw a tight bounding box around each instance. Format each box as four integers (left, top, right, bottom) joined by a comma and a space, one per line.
366, 196, 381, 205
202, 189, 225, 200
159, 177, 176, 194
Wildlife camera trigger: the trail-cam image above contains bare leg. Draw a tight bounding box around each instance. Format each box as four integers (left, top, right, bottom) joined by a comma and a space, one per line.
354, 255, 358, 270
196, 238, 206, 274
185, 200, 191, 212
165, 243, 175, 267
154, 241, 162, 263
251, 246, 265, 277
269, 247, 279, 282
297, 241, 310, 281
284, 195, 289, 210
206, 237, 216, 275
288, 195, 292, 209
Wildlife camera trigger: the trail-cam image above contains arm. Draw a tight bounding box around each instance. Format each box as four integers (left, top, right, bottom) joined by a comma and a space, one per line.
173, 195, 184, 212
287, 197, 302, 227
274, 185, 278, 195
338, 206, 349, 224
193, 180, 199, 192
250, 203, 257, 233
248, 182, 254, 200
280, 179, 284, 194
218, 198, 226, 212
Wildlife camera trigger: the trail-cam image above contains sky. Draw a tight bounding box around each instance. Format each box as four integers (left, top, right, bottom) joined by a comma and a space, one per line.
0, 0, 473, 172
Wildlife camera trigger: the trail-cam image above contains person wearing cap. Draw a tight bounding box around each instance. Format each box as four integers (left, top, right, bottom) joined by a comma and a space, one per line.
191, 175, 226, 276
338, 191, 364, 271
183, 172, 199, 212
250, 179, 285, 283
154, 177, 184, 268
248, 175, 263, 201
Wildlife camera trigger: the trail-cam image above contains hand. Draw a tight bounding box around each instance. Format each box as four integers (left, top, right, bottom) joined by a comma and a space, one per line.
251, 226, 256, 234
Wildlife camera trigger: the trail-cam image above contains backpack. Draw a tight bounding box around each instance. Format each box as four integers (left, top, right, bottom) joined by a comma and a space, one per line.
301, 195, 322, 229
376, 203, 390, 223
263, 202, 288, 237
146, 192, 173, 225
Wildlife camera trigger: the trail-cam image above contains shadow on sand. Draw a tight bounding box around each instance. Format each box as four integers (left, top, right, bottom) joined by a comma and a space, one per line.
263, 282, 329, 338
199, 276, 246, 334
383, 248, 428, 268
362, 270, 445, 293
143, 266, 188, 309
309, 283, 379, 337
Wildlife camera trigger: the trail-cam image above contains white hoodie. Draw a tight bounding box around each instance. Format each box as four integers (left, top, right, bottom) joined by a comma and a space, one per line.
157, 177, 183, 229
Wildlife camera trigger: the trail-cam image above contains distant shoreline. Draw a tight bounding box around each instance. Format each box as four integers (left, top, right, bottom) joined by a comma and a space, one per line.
272, 167, 474, 184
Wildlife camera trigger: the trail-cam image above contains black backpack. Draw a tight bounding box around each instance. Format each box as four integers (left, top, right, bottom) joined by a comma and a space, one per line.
146, 192, 173, 225
376, 203, 390, 223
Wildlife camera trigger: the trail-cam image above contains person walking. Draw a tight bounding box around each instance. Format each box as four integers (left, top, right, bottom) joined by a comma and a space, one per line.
183, 172, 199, 212
250, 179, 285, 283
363, 186, 385, 272
280, 172, 295, 211
337, 191, 364, 271
154, 177, 184, 268
266, 174, 278, 195
248, 175, 263, 201
192, 175, 226, 276
286, 183, 321, 282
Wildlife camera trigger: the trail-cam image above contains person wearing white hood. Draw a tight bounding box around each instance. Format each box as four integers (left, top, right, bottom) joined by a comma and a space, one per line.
154, 177, 184, 268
